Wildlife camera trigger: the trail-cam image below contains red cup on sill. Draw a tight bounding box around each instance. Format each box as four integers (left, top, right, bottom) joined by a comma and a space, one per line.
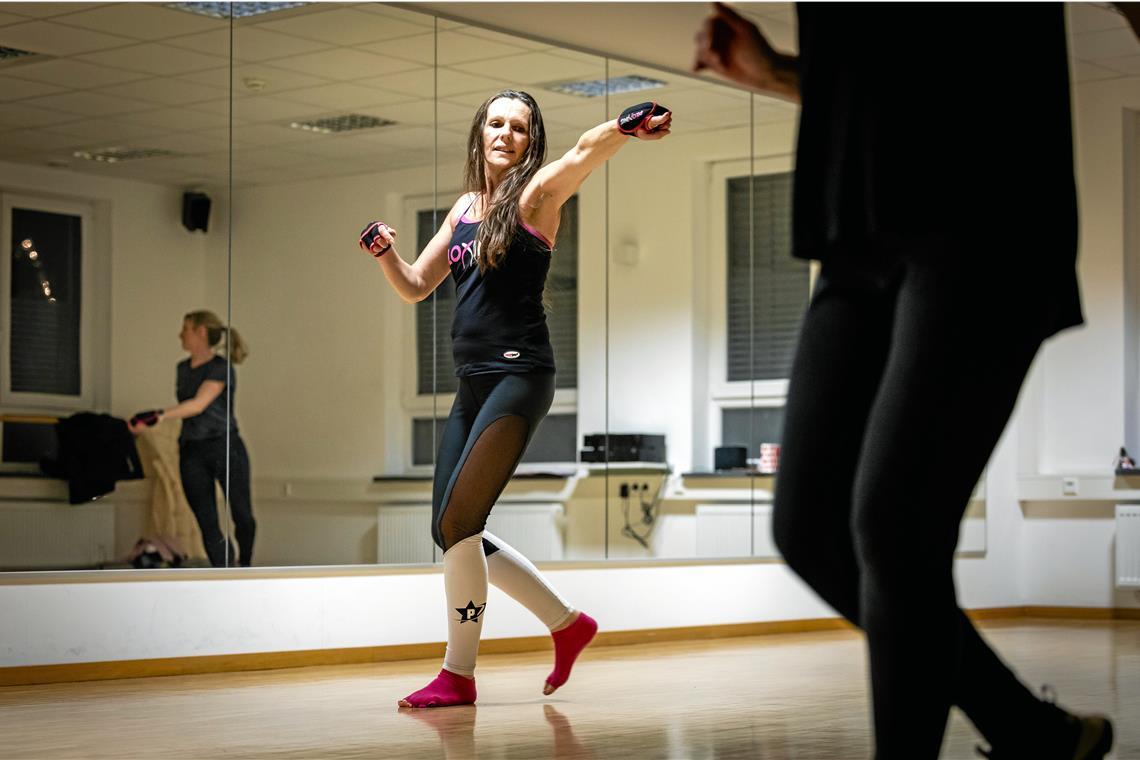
758, 442, 780, 474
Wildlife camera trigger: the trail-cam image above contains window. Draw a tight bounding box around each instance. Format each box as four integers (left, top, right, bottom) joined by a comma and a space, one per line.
409, 196, 580, 465
703, 161, 810, 466
1, 194, 96, 411
725, 173, 807, 383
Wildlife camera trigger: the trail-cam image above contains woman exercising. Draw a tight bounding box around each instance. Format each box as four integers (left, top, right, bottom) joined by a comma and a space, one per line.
360, 90, 671, 708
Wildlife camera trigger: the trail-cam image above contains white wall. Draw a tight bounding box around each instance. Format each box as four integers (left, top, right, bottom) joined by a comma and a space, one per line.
1013, 73, 1140, 611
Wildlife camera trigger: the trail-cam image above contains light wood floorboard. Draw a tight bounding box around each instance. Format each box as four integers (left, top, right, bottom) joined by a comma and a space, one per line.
0, 619, 1135, 759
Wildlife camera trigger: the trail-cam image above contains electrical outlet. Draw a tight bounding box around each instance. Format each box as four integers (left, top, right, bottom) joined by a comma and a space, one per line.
1061, 477, 1079, 496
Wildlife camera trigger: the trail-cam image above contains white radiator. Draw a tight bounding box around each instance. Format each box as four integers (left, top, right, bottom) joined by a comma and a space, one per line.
0, 501, 115, 570
486, 503, 564, 562
1116, 504, 1140, 588
376, 502, 565, 564
376, 505, 434, 564
695, 504, 778, 559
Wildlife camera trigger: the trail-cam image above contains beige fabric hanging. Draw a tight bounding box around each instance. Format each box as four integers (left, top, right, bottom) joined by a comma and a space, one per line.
133, 419, 206, 562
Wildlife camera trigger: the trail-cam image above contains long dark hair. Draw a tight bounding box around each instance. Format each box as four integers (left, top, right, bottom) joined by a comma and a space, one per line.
463, 89, 547, 272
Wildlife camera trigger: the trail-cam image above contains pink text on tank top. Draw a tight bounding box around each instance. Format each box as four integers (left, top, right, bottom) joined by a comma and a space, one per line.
449, 239, 479, 269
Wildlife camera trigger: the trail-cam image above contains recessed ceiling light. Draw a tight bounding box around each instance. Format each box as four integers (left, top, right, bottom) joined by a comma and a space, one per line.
288, 114, 396, 135
166, 2, 310, 20
73, 147, 180, 163
544, 74, 667, 98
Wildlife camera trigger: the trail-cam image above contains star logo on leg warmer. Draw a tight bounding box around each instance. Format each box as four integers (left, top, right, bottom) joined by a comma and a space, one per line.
456, 600, 486, 624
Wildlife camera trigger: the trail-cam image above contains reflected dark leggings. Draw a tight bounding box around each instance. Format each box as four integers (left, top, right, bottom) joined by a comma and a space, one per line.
773, 253, 1056, 758
431, 372, 555, 553
180, 435, 256, 568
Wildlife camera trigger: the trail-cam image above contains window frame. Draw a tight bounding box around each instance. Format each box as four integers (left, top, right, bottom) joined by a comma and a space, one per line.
703, 156, 813, 460
0, 192, 97, 412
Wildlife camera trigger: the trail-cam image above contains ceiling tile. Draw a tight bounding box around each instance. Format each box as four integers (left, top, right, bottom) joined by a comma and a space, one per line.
97, 76, 228, 106
355, 31, 436, 65
1072, 27, 1140, 60
22, 89, 153, 117
252, 7, 422, 46
0, 127, 86, 153
460, 51, 612, 86
212, 95, 318, 123
0, 12, 27, 27
1096, 54, 1140, 75
1, 58, 148, 87
57, 4, 224, 40
359, 66, 504, 98
358, 29, 532, 66
1072, 60, 1128, 83
1068, 3, 1128, 35
275, 82, 404, 110
130, 106, 230, 131
351, 4, 440, 30
130, 131, 230, 154
268, 48, 421, 80
178, 63, 332, 95
78, 42, 229, 75
0, 19, 136, 55
230, 26, 334, 61
342, 97, 473, 129
0, 76, 67, 101
0, 3, 111, 18
0, 101, 78, 128
152, 27, 229, 58
43, 116, 169, 143
462, 26, 551, 52
217, 123, 315, 147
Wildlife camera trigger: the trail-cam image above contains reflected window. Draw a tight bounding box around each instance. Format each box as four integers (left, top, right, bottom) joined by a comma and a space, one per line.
726, 173, 807, 383
2, 196, 95, 409
413, 413, 578, 466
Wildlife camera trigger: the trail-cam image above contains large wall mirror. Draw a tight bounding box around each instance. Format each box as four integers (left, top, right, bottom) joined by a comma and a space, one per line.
0, 2, 983, 573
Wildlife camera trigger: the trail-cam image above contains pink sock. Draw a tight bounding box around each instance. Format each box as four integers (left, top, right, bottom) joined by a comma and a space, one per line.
546, 612, 598, 693
399, 669, 477, 708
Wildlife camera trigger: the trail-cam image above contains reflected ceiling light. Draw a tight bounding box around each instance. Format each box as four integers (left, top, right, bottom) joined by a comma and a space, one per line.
288, 114, 396, 135
166, 2, 310, 19
73, 147, 179, 163
544, 74, 667, 98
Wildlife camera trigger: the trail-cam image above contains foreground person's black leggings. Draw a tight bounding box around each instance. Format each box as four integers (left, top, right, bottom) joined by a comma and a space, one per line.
773, 253, 1057, 758
180, 435, 256, 567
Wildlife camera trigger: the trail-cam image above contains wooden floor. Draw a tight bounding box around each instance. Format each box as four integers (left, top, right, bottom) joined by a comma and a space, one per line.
1, 620, 1136, 759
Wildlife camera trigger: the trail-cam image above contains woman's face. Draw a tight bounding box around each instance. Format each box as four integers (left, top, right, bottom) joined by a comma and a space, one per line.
482, 97, 532, 175
179, 319, 205, 352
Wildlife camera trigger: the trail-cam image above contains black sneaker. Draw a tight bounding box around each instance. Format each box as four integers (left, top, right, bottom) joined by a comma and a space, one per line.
976, 685, 1114, 759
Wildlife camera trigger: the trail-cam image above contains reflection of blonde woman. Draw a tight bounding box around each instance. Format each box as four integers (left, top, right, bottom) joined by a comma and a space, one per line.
130, 310, 255, 567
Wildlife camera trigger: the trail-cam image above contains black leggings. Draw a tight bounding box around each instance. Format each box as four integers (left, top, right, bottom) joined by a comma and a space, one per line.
773, 253, 1055, 758
180, 435, 256, 568
431, 372, 555, 553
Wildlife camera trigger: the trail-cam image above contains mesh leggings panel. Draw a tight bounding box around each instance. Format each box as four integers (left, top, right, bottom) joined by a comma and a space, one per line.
437, 414, 529, 551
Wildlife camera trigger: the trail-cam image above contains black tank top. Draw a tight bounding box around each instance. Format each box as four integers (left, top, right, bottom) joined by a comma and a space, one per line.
447, 210, 556, 376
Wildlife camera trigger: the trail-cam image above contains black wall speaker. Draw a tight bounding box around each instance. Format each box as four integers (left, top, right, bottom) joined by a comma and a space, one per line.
181, 191, 211, 232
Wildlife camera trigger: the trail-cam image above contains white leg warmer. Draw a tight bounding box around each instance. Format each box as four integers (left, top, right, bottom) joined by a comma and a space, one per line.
442, 533, 488, 677
484, 530, 574, 630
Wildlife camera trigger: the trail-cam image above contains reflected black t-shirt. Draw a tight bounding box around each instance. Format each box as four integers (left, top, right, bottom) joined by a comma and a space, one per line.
176, 355, 236, 442
793, 3, 1082, 338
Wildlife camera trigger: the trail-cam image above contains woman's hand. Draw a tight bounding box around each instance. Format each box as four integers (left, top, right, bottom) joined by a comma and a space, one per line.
693, 2, 800, 102
359, 221, 397, 257
634, 111, 672, 140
